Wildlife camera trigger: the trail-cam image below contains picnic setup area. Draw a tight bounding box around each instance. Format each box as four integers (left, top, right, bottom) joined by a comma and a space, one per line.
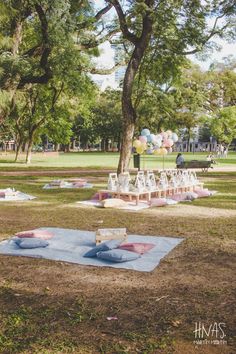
1, 0, 236, 352
0, 151, 236, 354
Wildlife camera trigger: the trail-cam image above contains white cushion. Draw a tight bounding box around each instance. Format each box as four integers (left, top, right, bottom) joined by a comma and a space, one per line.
101, 198, 127, 208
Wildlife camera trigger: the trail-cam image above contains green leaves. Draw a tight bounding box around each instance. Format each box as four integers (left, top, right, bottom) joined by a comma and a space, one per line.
210, 106, 236, 144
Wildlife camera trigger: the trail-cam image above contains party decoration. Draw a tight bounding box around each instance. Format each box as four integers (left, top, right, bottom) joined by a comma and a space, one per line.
159, 147, 168, 155
133, 139, 142, 148
136, 146, 144, 154
133, 129, 178, 156
141, 128, 150, 136
153, 148, 161, 155
172, 133, 178, 142
164, 139, 174, 148
139, 135, 147, 143
146, 148, 153, 155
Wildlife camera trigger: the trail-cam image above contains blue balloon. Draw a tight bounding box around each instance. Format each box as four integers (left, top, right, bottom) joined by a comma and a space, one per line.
146, 135, 152, 143
146, 149, 153, 155
141, 129, 150, 136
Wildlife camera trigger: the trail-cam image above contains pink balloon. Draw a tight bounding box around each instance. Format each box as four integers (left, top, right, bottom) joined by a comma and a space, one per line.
168, 139, 174, 147
164, 139, 174, 148
139, 135, 147, 143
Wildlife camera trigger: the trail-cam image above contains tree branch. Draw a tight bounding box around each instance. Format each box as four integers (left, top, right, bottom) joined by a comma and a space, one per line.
78, 28, 119, 50
18, 4, 52, 88
89, 61, 125, 75
179, 11, 233, 56
95, 3, 113, 21
77, 3, 113, 30
106, 0, 138, 44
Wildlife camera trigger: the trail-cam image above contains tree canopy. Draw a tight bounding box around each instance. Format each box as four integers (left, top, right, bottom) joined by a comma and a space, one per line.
0, 0, 236, 166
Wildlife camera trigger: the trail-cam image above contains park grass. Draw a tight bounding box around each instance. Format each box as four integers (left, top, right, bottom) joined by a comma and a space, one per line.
1, 151, 236, 170
0, 170, 236, 353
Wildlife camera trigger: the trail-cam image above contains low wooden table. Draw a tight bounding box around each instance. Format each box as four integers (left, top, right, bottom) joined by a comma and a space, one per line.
98, 189, 151, 205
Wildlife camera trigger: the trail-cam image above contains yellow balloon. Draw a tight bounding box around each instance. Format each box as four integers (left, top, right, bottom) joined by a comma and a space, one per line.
133, 139, 141, 148
160, 148, 168, 155
136, 146, 144, 154
166, 130, 172, 137
140, 142, 147, 149
154, 148, 161, 155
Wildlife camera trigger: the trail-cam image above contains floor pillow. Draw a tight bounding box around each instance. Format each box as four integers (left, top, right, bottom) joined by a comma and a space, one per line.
166, 199, 178, 205
68, 178, 86, 183
184, 192, 199, 201
101, 198, 127, 208
72, 182, 86, 188
50, 180, 63, 186
118, 242, 155, 254
194, 189, 211, 198
97, 249, 141, 263
17, 238, 49, 249
15, 230, 54, 240
149, 198, 167, 207
171, 193, 187, 202
83, 239, 123, 258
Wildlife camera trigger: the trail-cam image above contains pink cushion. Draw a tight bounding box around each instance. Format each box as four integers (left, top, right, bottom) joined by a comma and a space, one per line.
171, 193, 187, 202
69, 178, 86, 183
50, 180, 63, 186
118, 242, 155, 254
15, 230, 54, 240
91, 193, 99, 200
194, 189, 211, 198
72, 182, 86, 188
0, 192, 5, 197
150, 198, 167, 207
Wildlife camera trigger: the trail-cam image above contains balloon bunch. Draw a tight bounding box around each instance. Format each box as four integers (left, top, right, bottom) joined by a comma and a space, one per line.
133, 129, 178, 155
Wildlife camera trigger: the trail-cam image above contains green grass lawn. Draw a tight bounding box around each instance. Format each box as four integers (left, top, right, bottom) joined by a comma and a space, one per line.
1, 151, 236, 170
0, 165, 236, 353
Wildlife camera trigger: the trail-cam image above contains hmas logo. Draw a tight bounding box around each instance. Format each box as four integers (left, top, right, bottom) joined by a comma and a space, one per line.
193, 322, 227, 346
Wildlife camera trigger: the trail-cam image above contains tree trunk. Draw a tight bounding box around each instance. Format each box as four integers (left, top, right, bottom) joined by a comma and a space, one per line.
64, 143, 70, 152
25, 133, 34, 164
118, 122, 135, 173
15, 142, 22, 162
54, 143, 59, 151
12, 21, 23, 56
117, 10, 153, 173
105, 138, 109, 152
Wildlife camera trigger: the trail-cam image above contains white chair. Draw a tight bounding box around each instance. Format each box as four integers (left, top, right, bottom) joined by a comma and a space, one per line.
146, 170, 157, 191
135, 171, 146, 192
107, 173, 118, 191
118, 172, 131, 192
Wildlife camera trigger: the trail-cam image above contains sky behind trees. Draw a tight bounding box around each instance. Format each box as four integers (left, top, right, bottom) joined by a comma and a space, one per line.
93, 0, 236, 85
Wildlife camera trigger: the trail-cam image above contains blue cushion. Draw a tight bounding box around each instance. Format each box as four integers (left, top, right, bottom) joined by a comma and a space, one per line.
16, 238, 49, 249
13, 237, 30, 245
97, 249, 141, 263
83, 239, 123, 258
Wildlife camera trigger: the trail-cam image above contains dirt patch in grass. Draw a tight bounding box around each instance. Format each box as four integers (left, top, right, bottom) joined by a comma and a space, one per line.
0, 172, 236, 353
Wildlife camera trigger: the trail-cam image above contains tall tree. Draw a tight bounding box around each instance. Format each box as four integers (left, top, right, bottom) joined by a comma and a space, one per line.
210, 106, 236, 146
103, 0, 236, 172
0, 0, 111, 160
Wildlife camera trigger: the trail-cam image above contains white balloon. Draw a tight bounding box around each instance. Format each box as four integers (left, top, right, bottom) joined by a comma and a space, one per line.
172, 133, 178, 142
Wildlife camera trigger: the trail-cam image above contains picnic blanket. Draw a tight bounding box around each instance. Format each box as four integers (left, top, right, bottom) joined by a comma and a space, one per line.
0, 188, 36, 202
77, 200, 151, 211
43, 180, 93, 189
0, 227, 183, 272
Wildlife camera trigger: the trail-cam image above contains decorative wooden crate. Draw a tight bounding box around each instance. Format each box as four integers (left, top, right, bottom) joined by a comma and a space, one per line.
95, 228, 127, 245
